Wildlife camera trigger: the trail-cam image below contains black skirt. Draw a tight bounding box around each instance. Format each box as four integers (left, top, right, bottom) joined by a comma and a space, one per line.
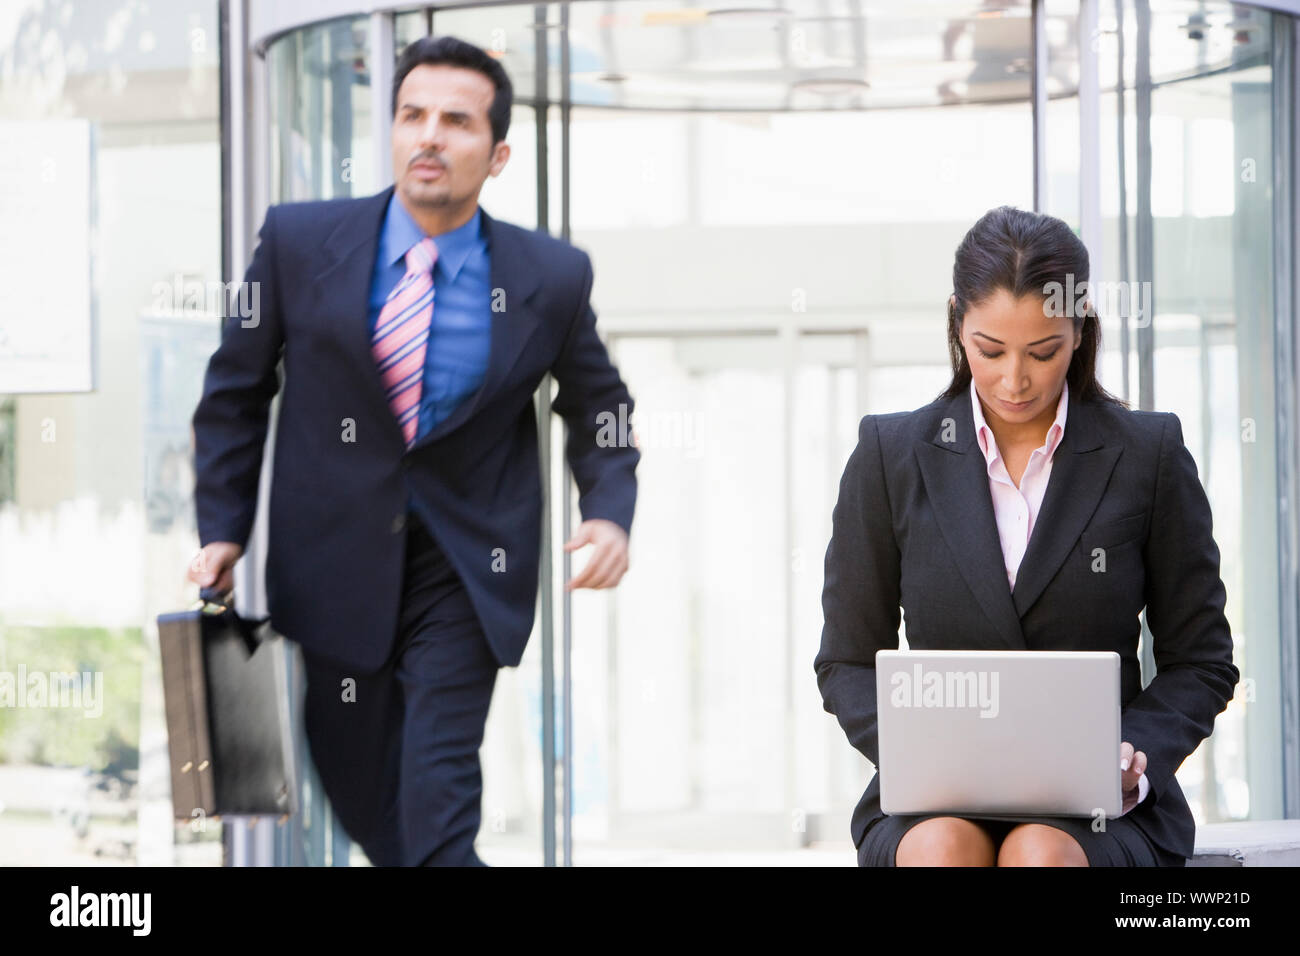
857, 812, 1187, 867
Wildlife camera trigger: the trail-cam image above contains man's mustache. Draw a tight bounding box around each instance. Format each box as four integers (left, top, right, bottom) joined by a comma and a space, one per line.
409, 154, 447, 170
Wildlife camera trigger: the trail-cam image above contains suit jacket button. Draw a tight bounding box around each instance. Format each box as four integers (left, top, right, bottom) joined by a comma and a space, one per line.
391, 514, 406, 534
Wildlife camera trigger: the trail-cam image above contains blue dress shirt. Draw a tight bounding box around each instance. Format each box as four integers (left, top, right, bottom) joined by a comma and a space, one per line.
368, 193, 492, 442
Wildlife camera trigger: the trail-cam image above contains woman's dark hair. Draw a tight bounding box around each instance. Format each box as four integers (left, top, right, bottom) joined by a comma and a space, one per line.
938, 205, 1128, 409
392, 36, 513, 145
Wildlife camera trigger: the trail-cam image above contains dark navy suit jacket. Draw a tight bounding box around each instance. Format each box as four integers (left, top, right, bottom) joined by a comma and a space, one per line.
192, 184, 639, 672
814, 386, 1239, 862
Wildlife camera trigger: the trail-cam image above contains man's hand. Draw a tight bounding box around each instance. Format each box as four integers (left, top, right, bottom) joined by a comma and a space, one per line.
1120, 740, 1148, 814
187, 541, 244, 595
563, 519, 629, 591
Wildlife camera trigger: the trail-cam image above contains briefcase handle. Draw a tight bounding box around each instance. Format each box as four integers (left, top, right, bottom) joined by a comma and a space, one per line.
195, 586, 271, 658
198, 585, 232, 607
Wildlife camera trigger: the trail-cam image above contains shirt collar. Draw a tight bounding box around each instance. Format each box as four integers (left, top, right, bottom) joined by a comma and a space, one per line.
970, 376, 1069, 467
379, 191, 482, 282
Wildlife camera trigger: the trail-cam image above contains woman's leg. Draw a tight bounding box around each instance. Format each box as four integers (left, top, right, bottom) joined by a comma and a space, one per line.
997, 823, 1089, 867
896, 817, 999, 866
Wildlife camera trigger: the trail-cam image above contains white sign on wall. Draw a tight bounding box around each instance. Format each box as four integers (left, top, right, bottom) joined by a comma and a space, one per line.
0, 119, 95, 393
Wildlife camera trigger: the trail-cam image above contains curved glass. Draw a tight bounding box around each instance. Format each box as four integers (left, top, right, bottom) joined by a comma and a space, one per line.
0, 0, 1283, 871
1042, 0, 1282, 824
250, 0, 1293, 864
268, 17, 374, 201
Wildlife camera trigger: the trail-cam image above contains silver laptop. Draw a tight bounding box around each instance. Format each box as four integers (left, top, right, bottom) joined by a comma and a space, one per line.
876, 649, 1122, 818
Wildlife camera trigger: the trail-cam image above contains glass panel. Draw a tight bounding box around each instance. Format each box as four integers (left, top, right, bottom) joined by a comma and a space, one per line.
1043, 0, 1082, 230
433, 1, 550, 105
268, 17, 373, 202
469, 105, 546, 869
1146, 7, 1277, 823
1020, 0, 1280, 825
0, 0, 222, 865
590, 334, 789, 842
428, 2, 558, 866
558, 68, 1033, 856
395, 8, 428, 54
562, 0, 1039, 110
1118, 0, 1273, 88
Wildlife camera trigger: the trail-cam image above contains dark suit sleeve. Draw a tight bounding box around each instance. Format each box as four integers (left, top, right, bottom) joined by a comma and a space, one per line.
191, 205, 284, 550
549, 250, 640, 536
1124, 412, 1240, 803
814, 414, 903, 767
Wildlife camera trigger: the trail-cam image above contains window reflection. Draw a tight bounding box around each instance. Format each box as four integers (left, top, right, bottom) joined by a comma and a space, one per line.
0, 0, 222, 865
269, 17, 373, 202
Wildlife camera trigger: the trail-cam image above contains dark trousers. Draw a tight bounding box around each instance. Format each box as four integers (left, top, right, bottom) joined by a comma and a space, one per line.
302, 511, 499, 866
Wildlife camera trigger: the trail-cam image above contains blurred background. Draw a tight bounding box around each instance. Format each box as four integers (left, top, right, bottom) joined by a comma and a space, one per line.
0, 0, 1296, 865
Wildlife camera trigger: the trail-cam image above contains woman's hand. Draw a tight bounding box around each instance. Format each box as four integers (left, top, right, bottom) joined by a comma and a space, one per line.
1120, 740, 1148, 814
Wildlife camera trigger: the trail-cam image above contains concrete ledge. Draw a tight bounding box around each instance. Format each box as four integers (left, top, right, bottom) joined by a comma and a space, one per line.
1187, 820, 1300, 866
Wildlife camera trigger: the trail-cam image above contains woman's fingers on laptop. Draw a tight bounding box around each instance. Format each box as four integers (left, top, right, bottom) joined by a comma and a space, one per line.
1119, 741, 1147, 791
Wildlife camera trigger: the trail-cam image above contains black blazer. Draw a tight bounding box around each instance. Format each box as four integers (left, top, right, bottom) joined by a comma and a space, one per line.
192, 184, 639, 672
814, 385, 1239, 862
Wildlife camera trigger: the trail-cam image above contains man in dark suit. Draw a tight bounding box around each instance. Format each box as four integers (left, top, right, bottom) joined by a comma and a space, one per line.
186, 36, 639, 865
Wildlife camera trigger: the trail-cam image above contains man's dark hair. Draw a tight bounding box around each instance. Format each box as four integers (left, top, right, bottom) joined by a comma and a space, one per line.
392, 35, 513, 145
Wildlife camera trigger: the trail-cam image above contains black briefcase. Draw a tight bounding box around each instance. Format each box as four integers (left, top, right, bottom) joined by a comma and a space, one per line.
157, 587, 298, 820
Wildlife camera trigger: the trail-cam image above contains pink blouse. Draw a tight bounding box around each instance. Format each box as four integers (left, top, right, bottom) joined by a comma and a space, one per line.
968, 377, 1149, 813
969, 377, 1068, 590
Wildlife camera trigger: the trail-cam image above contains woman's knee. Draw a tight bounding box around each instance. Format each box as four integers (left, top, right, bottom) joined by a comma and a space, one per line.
997, 824, 1089, 867
896, 817, 997, 866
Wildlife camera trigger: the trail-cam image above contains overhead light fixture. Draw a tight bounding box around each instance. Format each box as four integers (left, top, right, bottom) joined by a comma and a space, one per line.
706, 7, 795, 21
642, 9, 709, 25
1182, 12, 1208, 42
1227, 11, 1257, 43
791, 76, 870, 96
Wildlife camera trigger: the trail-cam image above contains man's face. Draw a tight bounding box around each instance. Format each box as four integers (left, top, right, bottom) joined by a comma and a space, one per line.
391, 63, 509, 212
958, 287, 1082, 429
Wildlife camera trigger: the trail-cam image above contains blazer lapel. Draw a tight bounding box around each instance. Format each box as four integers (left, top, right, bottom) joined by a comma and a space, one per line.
309, 188, 546, 452
1009, 394, 1121, 620
913, 386, 1121, 650
407, 204, 544, 451
311, 183, 399, 441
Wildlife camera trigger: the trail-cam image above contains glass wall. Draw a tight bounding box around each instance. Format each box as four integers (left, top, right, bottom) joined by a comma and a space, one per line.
0, 0, 223, 864
268, 16, 374, 201
421, 0, 1293, 862
1040, 0, 1284, 823
1, 0, 1289, 868
429, 0, 1038, 860
1143, 9, 1279, 822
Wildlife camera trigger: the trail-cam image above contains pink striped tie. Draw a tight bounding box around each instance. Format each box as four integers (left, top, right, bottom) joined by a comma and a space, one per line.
372, 237, 437, 447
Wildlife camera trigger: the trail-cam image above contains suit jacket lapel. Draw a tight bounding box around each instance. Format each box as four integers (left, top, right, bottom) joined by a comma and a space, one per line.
913, 386, 1121, 650
308, 187, 546, 452
311, 184, 398, 441
409, 204, 543, 450
1010, 393, 1120, 620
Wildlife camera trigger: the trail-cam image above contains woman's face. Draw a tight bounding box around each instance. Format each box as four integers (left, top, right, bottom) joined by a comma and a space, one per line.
956, 287, 1082, 432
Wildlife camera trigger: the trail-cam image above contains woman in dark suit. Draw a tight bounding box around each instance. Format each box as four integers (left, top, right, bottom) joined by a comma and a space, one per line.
815, 206, 1239, 866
